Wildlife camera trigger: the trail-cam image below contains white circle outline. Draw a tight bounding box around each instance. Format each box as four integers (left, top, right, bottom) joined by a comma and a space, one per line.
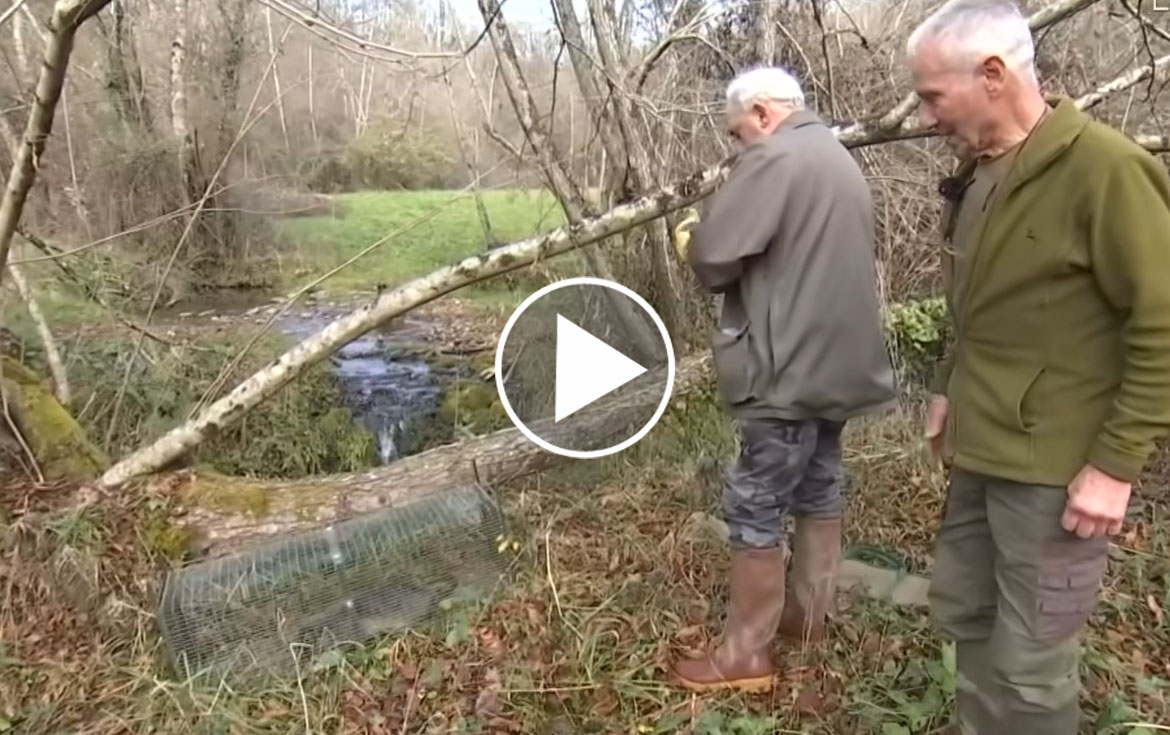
494, 276, 676, 459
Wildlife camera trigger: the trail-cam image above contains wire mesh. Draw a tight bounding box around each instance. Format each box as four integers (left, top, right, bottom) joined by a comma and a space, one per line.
155, 484, 508, 683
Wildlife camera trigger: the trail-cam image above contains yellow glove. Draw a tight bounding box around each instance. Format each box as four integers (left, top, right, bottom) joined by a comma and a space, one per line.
671, 207, 701, 263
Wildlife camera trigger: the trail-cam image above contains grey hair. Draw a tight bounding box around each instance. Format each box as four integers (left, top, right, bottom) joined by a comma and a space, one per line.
725, 66, 806, 115
906, 0, 1038, 85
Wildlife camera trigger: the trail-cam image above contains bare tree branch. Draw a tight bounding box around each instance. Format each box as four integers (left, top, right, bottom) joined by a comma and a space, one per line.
16, 227, 175, 346
6, 262, 69, 405
1134, 133, 1170, 151
475, 0, 663, 356
1076, 50, 1170, 110
0, 0, 117, 287
875, 0, 1103, 132
96, 163, 728, 490
257, 0, 501, 62
1118, 0, 1170, 46
0, 0, 29, 28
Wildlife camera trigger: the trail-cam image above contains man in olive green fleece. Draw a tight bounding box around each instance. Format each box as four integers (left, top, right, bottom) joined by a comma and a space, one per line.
907, 1, 1170, 733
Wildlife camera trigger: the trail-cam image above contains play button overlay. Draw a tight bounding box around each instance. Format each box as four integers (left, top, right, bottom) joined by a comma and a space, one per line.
555, 315, 648, 421
495, 277, 675, 459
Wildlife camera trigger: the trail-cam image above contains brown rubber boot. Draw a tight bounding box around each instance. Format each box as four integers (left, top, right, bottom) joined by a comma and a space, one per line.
671, 546, 786, 692
777, 516, 841, 644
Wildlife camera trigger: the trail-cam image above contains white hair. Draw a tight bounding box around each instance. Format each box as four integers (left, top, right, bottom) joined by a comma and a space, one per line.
725, 67, 806, 115
906, 0, 1038, 85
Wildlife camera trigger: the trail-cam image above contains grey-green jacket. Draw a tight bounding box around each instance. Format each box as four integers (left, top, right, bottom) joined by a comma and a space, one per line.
688, 110, 897, 421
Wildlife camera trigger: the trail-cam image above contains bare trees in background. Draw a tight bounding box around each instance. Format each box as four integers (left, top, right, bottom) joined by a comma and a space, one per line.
0, 0, 1164, 309
2, 0, 1165, 307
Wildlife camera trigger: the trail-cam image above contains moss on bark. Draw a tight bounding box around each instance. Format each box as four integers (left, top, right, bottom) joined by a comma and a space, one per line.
1, 356, 109, 481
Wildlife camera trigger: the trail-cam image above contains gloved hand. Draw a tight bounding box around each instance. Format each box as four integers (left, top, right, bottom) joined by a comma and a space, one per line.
671, 207, 701, 263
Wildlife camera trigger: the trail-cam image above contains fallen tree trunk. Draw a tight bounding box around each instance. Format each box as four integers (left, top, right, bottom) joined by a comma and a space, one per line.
171, 353, 712, 557
99, 19, 1170, 490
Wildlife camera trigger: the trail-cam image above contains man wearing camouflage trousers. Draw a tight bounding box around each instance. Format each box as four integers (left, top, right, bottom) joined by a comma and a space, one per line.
668, 66, 898, 692
907, 1, 1170, 733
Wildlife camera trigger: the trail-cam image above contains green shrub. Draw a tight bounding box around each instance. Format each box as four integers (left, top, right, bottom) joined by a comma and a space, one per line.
883, 296, 950, 390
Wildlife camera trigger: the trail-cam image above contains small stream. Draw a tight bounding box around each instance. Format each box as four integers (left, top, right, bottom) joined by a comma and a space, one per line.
174, 294, 466, 464
277, 309, 460, 463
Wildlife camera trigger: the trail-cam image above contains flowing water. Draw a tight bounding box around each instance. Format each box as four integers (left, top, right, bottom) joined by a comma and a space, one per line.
172, 293, 463, 464
276, 308, 460, 463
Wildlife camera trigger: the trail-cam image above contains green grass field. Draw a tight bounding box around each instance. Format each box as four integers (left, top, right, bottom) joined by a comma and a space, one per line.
2, 188, 572, 332
277, 188, 570, 303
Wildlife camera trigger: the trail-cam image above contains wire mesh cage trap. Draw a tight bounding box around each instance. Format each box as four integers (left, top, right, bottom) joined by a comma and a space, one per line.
155, 484, 509, 683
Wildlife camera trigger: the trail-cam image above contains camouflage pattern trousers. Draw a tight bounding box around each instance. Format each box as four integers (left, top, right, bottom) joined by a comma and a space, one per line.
723, 417, 846, 549
929, 467, 1110, 735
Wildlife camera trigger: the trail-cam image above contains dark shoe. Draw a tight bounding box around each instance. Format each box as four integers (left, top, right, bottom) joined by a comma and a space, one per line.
671, 546, 786, 692
778, 516, 841, 644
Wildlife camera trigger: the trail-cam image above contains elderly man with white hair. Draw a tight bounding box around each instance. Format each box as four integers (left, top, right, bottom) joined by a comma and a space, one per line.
668, 66, 897, 691
907, 0, 1170, 733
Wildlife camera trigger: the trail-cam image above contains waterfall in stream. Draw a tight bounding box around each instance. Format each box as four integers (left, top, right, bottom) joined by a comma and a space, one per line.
276, 309, 458, 464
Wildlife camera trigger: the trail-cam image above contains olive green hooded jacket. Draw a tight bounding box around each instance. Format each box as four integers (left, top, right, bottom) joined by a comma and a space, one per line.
931, 95, 1170, 485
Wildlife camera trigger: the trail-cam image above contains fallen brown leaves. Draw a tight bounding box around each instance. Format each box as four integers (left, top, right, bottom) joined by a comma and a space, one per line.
0, 476, 173, 734
2, 406, 1169, 733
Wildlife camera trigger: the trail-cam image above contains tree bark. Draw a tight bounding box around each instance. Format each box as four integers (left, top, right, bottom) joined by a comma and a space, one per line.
169, 0, 194, 190
552, 0, 690, 341
95, 0, 151, 131
176, 354, 712, 557
264, 4, 291, 156
0, 0, 117, 286
587, 0, 688, 338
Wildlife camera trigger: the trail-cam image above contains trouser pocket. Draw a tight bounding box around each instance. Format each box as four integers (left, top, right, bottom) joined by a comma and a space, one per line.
1035, 534, 1108, 644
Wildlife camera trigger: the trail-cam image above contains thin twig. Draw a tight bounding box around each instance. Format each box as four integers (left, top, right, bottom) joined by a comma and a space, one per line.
0, 0, 28, 28
15, 227, 175, 347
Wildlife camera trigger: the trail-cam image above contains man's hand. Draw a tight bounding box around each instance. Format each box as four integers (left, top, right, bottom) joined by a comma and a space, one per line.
671, 208, 701, 263
924, 394, 948, 458
1062, 464, 1132, 538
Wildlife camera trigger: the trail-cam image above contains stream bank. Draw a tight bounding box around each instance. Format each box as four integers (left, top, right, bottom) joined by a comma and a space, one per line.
168, 291, 507, 466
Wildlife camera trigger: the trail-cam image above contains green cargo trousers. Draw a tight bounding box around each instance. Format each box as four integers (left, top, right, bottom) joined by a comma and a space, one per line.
928, 467, 1109, 735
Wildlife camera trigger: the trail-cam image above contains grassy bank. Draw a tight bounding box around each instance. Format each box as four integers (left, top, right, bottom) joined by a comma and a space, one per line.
3, 187, 572, 335
0, 312, 377, 479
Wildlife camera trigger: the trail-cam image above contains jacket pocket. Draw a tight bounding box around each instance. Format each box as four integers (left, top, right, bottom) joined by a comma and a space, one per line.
711, 324, 757, 405
1015, 364, 1046, 431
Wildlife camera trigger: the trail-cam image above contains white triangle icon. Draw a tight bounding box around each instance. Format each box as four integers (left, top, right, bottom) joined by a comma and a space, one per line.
554, 314, 648, 422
